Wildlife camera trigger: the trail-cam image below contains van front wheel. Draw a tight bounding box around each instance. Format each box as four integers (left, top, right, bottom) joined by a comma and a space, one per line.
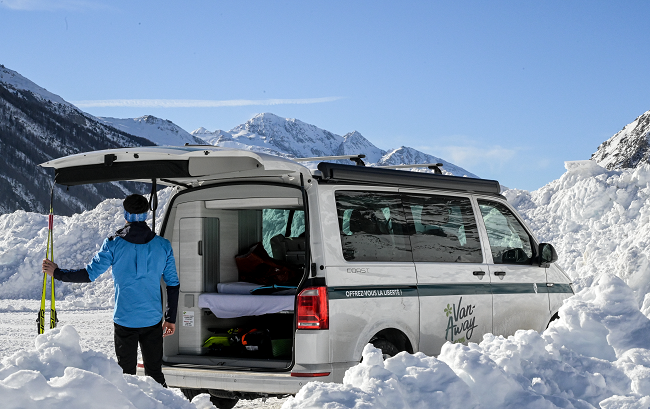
371, 338, 399, 359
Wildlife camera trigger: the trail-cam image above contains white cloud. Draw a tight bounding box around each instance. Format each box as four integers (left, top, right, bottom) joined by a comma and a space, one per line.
70, 96, 344, 108
1, 0, 103, 11
441, 145, 517, 165
418, 137, 519, 172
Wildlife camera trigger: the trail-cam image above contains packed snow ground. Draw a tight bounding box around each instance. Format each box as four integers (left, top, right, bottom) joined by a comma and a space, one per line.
2, 161, 650, 407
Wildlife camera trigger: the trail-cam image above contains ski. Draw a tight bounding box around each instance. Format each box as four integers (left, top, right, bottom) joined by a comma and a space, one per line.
37, 185, 57, 334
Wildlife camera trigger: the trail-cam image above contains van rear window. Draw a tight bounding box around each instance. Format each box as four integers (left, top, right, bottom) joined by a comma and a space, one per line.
335, 191, 412, 262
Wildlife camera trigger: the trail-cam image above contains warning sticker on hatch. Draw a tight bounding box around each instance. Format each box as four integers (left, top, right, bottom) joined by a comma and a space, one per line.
182, 310, 194, 327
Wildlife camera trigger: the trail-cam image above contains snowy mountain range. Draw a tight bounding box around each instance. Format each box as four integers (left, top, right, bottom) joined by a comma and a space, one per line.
191, 113, 478, 177
0, 63, 484, 217
0, 65, 155, 216
591, 109, 650, 169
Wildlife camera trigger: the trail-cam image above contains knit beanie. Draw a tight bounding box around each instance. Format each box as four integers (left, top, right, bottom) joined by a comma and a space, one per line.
123, 194, 149, 222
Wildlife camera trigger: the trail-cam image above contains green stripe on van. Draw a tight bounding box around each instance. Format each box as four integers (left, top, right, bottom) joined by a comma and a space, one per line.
546, 283, 573, 294
490, 283, 541, 294
417, 284, 491, 296
328, 283, 573, 299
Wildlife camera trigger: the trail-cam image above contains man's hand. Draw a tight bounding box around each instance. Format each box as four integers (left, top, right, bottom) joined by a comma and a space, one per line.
162, 321, 175, 337
42, 259, 58, 277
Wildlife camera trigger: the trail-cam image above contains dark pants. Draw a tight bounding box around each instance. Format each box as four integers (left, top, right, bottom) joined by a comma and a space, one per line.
114, 320, 166, 387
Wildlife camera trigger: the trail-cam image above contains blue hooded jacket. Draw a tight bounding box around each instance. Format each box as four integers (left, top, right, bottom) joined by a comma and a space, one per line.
55, 222, 180, 328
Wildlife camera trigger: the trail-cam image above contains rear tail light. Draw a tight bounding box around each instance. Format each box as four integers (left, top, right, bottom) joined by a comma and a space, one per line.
291, 372, 331, 377
296, 286, 329, 330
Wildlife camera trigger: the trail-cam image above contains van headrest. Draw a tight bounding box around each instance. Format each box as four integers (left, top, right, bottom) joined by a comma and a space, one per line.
349, 209, 379, 234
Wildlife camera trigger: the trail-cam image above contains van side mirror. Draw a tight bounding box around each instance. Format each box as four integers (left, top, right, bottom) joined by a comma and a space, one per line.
539, 243, 558, 267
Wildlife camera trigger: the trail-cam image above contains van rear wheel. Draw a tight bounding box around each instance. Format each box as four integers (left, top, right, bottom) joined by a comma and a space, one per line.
371, 338, 400, 359
180, 388, 238, 408
180, 388, 208, 401
209, 396, 239, 409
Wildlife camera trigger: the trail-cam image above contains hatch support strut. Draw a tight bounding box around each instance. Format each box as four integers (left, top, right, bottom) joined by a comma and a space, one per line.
149, 178, 158, 233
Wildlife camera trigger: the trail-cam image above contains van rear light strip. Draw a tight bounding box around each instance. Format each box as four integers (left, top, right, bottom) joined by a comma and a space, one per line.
290, 372, 331, 377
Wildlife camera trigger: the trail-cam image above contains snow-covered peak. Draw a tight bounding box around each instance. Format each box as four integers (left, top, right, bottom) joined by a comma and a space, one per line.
379, 146, 479, 178
98, 115, 206, 147
204, 130, 233, 145
338, 131, 386, 164
191, 126, 211, 136
228, 112, 344, 158
591, 109, 650, 169
0, 64, 70, 106
191, 128, 233, 145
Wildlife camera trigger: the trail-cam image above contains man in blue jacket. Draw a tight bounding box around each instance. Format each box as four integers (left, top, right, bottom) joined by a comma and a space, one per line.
42, 194, 180, 387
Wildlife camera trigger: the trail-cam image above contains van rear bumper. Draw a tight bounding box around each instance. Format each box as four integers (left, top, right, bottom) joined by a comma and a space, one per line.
146, 363, 348, 395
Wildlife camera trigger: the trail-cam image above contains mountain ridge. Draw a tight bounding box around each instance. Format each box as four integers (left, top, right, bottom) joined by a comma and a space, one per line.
192, 113, 479, 178
97, 115, 206, 146
591, 109, 650, 169
0, 64, 156, 216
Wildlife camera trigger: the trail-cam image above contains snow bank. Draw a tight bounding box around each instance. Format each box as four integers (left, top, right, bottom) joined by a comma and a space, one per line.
284, 274, 650, 409
5, 160, 650, 407
0, 324, 209, 409
503, 161, 650, 314
0, 188, 172, 305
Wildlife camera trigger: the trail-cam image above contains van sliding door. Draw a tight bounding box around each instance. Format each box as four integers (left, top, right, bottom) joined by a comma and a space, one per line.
401, 192, 492, 355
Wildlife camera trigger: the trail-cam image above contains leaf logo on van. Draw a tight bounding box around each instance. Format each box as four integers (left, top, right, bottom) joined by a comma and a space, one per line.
444, 297, 478, 344
444, 304, 453, 317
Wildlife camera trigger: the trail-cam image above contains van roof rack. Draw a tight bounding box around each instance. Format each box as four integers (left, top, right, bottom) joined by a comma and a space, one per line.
294, 154, 366, 166
374, 163, 444, 174
316, 162, 500, 194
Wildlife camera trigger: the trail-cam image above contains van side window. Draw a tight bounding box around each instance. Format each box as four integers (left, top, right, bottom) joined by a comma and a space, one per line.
403, 194, 483, 263
477, 200, 533, 264
335, 191, 412, 262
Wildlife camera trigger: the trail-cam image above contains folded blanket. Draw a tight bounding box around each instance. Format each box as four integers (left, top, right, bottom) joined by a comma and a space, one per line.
198, 293, 295, 318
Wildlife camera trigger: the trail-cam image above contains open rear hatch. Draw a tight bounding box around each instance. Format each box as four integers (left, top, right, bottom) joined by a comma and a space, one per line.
40, 146, 308, 187
40, 147, 313, 371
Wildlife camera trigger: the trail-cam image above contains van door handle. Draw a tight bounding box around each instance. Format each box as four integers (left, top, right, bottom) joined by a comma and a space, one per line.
198, 240, 203, 256
472, 271, 485, 276
494, 271, 506, 276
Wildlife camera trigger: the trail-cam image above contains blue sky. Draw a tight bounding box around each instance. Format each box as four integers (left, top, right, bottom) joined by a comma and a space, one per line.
1, 1, 650, 191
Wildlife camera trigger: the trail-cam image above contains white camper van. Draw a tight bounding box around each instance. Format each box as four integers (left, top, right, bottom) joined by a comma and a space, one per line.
42, 146, 572, 408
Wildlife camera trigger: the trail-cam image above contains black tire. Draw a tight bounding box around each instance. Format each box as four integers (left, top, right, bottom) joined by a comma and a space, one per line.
371, 338, 400, 359
209, 396, 239, 409
181, 388, 208, 401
